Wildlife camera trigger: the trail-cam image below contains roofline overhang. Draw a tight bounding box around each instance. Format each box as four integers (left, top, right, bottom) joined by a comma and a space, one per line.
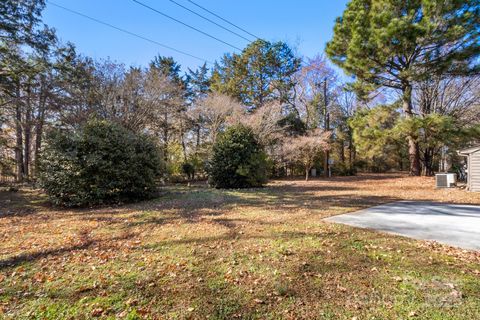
458, 146, 480, 155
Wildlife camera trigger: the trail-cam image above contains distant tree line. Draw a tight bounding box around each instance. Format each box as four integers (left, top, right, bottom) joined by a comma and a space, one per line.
1, 0, 479, 194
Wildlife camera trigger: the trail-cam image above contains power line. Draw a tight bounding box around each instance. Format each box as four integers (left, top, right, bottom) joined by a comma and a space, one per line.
186, 0, 260, 40
168, 0, 253, 43
47, 1, 213, 64
132, 0, 242, 51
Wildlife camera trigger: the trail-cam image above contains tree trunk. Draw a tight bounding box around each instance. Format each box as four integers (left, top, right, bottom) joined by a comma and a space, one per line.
323, 79, 330, 177
399, 155, 403, 172
15, 104, 24, 182
34, 123, 43, 174
34, 102, 46, 178
163, 112, 169, 163
349, 148, 353, 170
324, 151, 329, 177
14, 84, 24, 182
195, 123, 201, 156
24, 84, 32, 180
180, 124, 187, 162
409, 139, 421, 175
340, 140, 345, 164
402, 84, 421, 176
423, 147, 435, 176
348, 132, 354, 170
305, 167, 309, 181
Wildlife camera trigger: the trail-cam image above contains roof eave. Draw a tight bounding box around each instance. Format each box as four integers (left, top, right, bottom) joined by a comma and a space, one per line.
458, 145, 480, 155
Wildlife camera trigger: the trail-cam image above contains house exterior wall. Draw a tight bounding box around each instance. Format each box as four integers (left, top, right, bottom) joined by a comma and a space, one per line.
471, 151, 480, 192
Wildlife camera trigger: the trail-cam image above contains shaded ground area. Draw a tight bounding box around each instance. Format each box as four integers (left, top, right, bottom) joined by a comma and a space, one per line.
326, 201, 480, 250
1, 174, 480, 319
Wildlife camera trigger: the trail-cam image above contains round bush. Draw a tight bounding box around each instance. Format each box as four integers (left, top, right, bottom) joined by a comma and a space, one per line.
39, 120, 162, 207
207, 124, 267, 188
181, 162, 195, 180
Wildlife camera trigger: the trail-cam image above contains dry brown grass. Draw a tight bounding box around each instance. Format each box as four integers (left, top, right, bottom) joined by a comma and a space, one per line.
0, 173, 479, 319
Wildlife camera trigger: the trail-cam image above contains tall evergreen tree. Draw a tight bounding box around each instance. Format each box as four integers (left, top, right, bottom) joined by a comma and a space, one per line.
150, 55, 183, 85
187, 63, 210, 100
1, 0, 56, 181
186, 63, 211, 157
211, 39, 301, 110
326, 0, 479, 175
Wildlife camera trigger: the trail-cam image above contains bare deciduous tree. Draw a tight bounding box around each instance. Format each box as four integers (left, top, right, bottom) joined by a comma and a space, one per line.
195, 92, 243, 146
413, 75, 480, 175
143, 67, 184, 162
283, 129, 331, 180
292, 55, 338, 129
238, 101, 284, 146
414, 75, 480, 124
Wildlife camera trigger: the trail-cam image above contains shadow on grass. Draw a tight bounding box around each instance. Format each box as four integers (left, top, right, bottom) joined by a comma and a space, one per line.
69, 191, 399, 234
1, 172, 402, 221
31, 176, 397, 238
141, 229, 341, 249
0, 188, 48, 218
0, 231, 136, 270
274, 172, 405, 182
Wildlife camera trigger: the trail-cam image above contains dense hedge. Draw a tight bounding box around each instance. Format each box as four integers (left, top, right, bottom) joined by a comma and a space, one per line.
207, 124, 267, 188
39, 120, 162, 207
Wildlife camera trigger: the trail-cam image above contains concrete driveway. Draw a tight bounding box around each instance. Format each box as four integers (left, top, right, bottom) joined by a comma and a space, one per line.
325, 201, 480, 250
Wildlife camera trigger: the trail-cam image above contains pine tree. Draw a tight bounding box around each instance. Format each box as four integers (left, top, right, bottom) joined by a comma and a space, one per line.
211, 40, 301, 110
326, 0, 479, 175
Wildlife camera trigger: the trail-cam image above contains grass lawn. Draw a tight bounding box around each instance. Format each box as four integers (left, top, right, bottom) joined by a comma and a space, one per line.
1, 173, 480, 319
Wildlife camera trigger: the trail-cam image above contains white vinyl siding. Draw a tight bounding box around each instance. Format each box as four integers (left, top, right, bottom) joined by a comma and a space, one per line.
471, 152, 480, 192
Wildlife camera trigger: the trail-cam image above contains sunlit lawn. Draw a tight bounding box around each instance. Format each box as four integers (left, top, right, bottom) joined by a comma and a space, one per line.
1, 174, 480, 319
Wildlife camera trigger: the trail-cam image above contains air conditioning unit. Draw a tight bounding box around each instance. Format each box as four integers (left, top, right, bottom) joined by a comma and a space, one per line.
435, 173, 457, 188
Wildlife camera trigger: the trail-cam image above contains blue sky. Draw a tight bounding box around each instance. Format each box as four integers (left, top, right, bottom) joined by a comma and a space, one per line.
43, 0, 349, 72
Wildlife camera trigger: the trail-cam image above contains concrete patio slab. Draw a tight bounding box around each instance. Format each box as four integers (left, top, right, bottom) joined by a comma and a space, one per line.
325, 201, 480, 250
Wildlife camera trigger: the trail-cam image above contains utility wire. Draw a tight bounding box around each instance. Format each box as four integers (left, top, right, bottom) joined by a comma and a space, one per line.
132, 0, 242, 51
47, 1, 213, 64
186, 0, 260, 40
168, 0, 252, 43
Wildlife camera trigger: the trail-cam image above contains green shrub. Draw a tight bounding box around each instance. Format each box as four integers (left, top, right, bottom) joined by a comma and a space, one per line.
181, 162, 195, 180
39, 120, 162, 207
207, 124, 267, 188
189, 154, 207, 179
165, 142, 184, 177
